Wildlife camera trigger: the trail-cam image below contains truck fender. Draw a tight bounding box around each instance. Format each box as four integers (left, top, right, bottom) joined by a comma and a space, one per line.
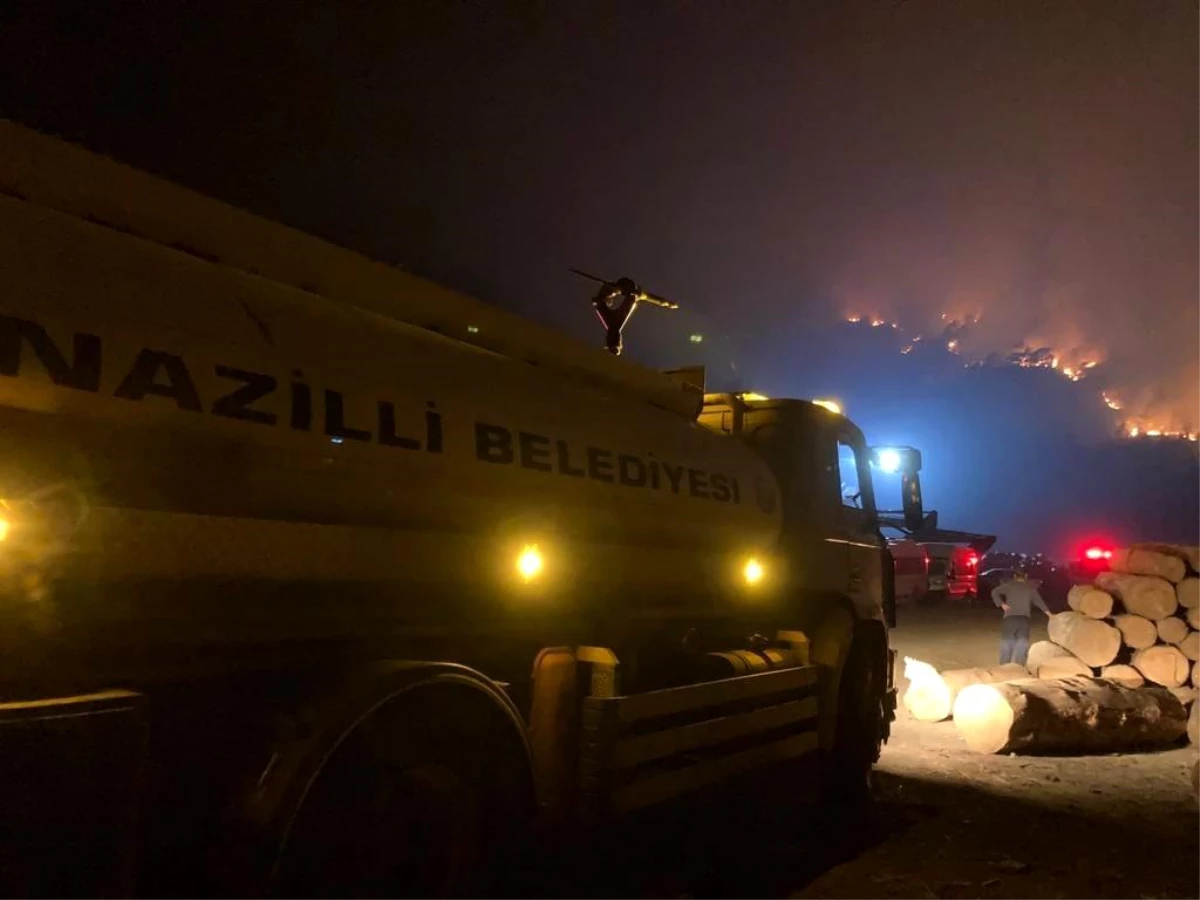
810, 607, 889, 750
216, 660, 534, 895
810, 605, 855, 751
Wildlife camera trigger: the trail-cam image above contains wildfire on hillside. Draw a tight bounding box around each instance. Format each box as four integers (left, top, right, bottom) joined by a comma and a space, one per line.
842, 312, 1195, 441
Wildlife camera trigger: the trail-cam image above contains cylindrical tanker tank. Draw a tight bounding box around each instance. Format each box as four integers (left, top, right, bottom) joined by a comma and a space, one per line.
0, 135, 784, 663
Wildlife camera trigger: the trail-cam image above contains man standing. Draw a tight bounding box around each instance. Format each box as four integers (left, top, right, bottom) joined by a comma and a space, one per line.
991, 569, 1050, 666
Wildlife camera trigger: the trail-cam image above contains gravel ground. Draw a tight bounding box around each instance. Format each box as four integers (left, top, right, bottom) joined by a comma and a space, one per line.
535, 604, 1200, 899
796, 604, 1199, 899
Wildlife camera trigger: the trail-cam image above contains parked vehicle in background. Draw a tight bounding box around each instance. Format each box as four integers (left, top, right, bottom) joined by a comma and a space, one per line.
922, 543, 979, 603
1068, 543, 1115, 585
889, 539, 929, 606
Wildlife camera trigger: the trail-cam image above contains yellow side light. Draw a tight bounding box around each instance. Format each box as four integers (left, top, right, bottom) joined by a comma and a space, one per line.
741, 392, 769, 402
516, 544, 544, 582
0, 517, 9, 542
743, 557, 765, 585
813, 399, 842, 415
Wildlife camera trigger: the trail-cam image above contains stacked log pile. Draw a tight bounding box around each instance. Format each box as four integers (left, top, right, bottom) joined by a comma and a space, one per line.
1024, 543, 1200, 694
948, 542, 1200, 760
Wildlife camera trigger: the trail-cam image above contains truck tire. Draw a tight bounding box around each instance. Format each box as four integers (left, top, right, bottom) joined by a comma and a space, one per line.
821, 631, 886, 820
270, 686, 532, 899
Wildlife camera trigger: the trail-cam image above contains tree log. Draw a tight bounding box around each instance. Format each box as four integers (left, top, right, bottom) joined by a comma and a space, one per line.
1112, 613, 1157, 649
1188, 606, 1200, 629
1095, 572, 1178, 620
1110, 547, 1187, 583
1099, 664, 1144, 688
1190, 701, 1199, 745
1191, 757, 1199, 798
1026, 640, 1074, 675
1038, 656, 1092, 679
1193, 660, 1199, 687
1179, 578, 1200, 611
1047, 611, 1120, 667
1157, 616, 1191, 645
952, 676, 1187, 755
1179, 630, 1200, 662
1131, 644, 1191, 687
1067, 585, 1114, 619
901, 658, 1030, 722
1130, 542, 1200, 576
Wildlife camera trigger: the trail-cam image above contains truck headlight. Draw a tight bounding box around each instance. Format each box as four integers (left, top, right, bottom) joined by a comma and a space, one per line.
743, 557, 765, 585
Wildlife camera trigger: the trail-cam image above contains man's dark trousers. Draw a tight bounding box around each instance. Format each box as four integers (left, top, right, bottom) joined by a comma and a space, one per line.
1000, 615, 1031, 666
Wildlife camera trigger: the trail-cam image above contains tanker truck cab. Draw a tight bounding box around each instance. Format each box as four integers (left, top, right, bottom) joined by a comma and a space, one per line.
698, 393, 891, 626
0, 121, 899, 898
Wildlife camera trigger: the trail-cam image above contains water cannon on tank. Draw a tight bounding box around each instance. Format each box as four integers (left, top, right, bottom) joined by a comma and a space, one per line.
569, 268, 680, 356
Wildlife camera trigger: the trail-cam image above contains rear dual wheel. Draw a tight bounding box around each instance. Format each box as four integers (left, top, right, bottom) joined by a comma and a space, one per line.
272, 694, 531, 899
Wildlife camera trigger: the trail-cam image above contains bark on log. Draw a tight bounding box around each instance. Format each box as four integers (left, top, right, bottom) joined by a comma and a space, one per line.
1026, 640, 1074, 675
1112, 614, 1157, 650
1047, 611, 1121, 667
1095, 572, 1178, 620
1099, 664, 1145, 688
1131, 644, 1191, 687
1038, 656, 1092, 679
1190, 701, 1199, 745
1193, 660, 1199, 687
951, 676, 1188, 755
901, 659, 1030, 722
1067, 585, 1114, 619
1188, 606, 1200, 629
1157, 616, 1191, 645
1179, 630, 1199, 662
1179, 578, 1200, 611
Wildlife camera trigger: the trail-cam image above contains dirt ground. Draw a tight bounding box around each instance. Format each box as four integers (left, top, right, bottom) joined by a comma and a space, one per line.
535, 605, 1199, 899
798, 605, 1199, 899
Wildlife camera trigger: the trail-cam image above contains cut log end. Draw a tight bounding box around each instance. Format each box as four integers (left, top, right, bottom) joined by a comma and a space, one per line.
1132, 644, 1191, 687
902, 659, 1029, 722
1112, 547, 1188, 583
1096, 572, 1179, 621
1025, 640, 1073, 675
1067, 585, 1114, 619
953, 683, 1018, 755
1047, 611, 1121, 667
1180, 631, 1200, 662
1178, 578, 1200, 611
1112, 614, 1157, 650
1157, 616, 1191, 645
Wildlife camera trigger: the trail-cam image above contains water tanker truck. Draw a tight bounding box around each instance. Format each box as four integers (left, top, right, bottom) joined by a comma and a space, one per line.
0, 121, 915, 897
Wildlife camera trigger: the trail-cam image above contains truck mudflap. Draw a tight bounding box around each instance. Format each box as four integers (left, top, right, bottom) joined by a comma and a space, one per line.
0, 690, 148, 898
578, 664, 821, 818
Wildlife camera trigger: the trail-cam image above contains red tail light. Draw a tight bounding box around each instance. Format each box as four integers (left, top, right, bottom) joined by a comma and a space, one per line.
1084, 547, 1114, 561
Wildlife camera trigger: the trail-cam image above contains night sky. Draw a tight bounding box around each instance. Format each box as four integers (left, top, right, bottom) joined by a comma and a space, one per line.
2, 1, 1196, 555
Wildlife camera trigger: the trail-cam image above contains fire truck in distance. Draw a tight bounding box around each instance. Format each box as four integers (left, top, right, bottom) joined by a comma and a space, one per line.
0, 121, 963, 896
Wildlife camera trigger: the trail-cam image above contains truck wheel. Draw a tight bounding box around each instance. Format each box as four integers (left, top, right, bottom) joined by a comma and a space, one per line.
821, 634, 885, 820
271, 691, 531, 899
